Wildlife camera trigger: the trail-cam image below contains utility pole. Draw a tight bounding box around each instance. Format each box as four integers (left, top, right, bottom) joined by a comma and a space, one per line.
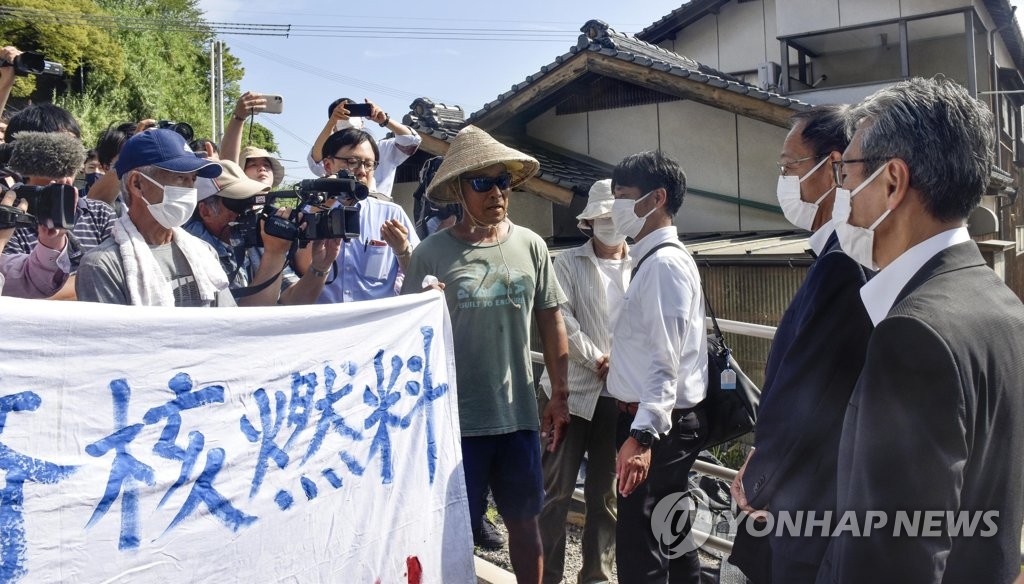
216, 40, 225, 143
209, 40, 216, 142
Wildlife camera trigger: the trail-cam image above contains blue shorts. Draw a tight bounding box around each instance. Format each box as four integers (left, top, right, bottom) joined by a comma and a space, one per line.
461, 430, 543, 528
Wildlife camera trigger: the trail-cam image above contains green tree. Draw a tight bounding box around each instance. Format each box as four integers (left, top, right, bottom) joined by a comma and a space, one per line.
1, 0, 277, 153
0, 0, 124, 100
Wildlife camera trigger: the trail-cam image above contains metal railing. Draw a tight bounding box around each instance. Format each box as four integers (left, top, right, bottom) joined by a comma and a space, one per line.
531, 316, 777, 556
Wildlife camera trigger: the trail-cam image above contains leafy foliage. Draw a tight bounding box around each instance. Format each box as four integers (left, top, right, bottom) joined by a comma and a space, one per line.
0, 0, 277, 153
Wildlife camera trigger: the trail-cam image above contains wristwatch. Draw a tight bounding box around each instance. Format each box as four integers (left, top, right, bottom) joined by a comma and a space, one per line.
629, 428, 656, 449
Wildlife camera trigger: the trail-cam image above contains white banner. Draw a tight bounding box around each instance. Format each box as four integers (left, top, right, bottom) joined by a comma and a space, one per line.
0, 291, 474, 583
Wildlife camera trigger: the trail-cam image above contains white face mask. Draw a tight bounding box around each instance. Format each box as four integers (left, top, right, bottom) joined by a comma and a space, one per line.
138, 172, 198, 230
591, 216, 626, 246
335, 116, 364, 131
833, 163, 890, 270
610, 190, 656, 240
776, 156, 833, 231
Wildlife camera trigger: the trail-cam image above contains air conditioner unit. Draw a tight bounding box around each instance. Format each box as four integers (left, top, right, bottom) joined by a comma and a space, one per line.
757, 61, 781, 91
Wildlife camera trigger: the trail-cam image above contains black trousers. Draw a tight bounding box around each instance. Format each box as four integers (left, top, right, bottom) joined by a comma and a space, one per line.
615, 406, 707, 584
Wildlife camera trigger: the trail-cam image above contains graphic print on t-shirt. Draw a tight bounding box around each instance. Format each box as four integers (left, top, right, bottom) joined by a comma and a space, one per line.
453, 261, 530, 310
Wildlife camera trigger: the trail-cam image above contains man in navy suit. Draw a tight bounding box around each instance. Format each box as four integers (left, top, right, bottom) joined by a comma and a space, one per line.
816, 77, 1024, 583
729, 106, 873, 582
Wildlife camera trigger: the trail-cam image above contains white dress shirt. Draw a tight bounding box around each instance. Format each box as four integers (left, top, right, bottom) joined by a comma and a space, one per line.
808, 218, 835, 257
860, 226, 970, 326
608, 226, 708, 436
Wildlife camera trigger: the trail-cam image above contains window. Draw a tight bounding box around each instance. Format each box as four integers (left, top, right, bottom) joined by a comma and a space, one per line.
781, 10, 970, 93
1017, 225, 1024, 256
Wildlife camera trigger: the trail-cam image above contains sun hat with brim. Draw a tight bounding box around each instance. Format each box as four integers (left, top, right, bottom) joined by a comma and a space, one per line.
240, 146, 285, 187
425, 125, 539, 205
197, 160, 271, 202
576, 178, 614, 229
114, 129, 222, 179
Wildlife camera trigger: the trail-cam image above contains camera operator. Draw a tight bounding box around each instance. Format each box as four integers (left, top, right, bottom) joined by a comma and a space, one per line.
76, 129, 234, 307
0, 187, 69, 298
308, 127, 417, 304
2, 126, 114, 300
307, 97, 421, 200
0, 46, 23, 121
184, 160, 340, 306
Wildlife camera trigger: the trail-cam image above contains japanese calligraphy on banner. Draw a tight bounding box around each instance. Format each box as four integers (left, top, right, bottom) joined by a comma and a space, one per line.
0, 291, 474, 584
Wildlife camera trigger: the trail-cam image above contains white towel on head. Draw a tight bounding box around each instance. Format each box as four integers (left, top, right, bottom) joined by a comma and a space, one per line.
111, 213, 229, 306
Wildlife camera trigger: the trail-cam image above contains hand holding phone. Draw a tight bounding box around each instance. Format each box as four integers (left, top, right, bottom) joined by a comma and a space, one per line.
262, 94, 284, 114
343, 103, 373, 117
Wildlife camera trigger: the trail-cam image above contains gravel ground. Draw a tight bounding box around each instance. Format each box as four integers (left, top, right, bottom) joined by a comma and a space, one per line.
473, 506, 723, 583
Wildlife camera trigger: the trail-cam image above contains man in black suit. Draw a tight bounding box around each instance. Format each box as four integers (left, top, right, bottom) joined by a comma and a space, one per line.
816, 77, 1024, 583
729, 106, 873, 583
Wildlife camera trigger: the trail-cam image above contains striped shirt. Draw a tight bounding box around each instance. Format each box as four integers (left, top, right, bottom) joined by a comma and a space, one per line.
3, 198, 116, 272
539, 239, 631, 421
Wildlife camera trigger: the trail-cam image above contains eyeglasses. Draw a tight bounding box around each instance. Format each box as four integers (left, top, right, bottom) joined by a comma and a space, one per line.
464, 172, 512, 193
831, 158, 888, 188
328, 156, 378, 171
777, 155, 822, 175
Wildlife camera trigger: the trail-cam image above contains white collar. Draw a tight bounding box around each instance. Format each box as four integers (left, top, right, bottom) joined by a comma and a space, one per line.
631, 226, 681, 258
808, 219, 834, 256
859, 226, 971, 325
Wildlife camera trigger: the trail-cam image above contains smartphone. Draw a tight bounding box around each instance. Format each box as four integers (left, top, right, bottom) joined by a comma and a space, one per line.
262, 94, 284, 114
343, 103, 373, 117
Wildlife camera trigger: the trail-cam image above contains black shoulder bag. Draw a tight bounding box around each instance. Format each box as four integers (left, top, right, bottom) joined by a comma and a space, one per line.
631, 242, 760, 449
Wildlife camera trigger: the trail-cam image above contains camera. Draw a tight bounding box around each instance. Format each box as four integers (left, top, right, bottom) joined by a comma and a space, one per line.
228, 173, 367, 248
1, 52, 64, 77
156, 120, 194, 142
0, 183, 76, 230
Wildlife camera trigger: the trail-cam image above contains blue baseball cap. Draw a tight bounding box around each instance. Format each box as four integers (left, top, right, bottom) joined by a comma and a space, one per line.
114, 129, 222, 179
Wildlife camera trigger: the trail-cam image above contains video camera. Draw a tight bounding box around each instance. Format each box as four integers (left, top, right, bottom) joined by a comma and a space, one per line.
0, 183, 76, 230
1, 52, 64, 77
229, 171, 368, 248
156, 120, 194, 142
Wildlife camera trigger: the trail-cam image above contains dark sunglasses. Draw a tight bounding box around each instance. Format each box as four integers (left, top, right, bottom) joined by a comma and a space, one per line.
464, 172, 512, 193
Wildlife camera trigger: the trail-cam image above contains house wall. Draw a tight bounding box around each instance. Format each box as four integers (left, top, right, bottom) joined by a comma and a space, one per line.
658, 0, 782, 77
776, 0, 971, 36
525, 98, 791, 234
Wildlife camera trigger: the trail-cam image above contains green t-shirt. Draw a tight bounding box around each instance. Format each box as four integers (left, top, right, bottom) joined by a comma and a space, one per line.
401, 223, 565, 436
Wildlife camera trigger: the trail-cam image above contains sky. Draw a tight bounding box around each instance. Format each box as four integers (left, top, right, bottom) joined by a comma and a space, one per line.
196, 0, 686, 183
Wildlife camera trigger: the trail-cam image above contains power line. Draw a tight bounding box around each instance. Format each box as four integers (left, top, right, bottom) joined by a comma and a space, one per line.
1, 7, 581, 40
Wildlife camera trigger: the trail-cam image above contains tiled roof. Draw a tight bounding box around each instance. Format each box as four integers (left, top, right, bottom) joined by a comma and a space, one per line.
468, 19, 812, 124
636, 0, 726, 44
498, 136, 614, 197
401, 97, 465, 141
400, 99, 610, 196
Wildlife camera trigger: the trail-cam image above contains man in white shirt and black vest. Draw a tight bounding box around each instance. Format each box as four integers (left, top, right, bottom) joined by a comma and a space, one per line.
607, 150, 708, 584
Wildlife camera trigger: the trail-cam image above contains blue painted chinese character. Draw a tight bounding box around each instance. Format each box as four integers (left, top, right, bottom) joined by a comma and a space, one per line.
142, 373, 225, 507
303, 363, 364, 476
239, 388, 289, 498
85, 379, 155, 550
401, 326, 450, 484
283, 372, 317, 451
164, 447, 257, 534
0, 392, 77, 582
363, 350, 405, 484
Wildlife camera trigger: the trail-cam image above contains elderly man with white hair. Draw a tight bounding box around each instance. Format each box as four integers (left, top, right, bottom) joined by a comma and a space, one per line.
76, 129, 234, 307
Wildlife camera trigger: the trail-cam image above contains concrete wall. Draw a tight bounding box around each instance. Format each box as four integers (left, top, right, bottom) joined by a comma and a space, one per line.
524, 97, 791, 234
776, 0, 971, 36
663, 0, 781, 76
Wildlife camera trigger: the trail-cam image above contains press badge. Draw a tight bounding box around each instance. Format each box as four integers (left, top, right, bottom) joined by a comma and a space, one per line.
721, 367, 737, 390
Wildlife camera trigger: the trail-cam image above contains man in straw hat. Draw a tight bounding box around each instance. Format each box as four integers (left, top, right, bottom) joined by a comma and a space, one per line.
401, 125, 570, 584
537, 178, 629, 584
